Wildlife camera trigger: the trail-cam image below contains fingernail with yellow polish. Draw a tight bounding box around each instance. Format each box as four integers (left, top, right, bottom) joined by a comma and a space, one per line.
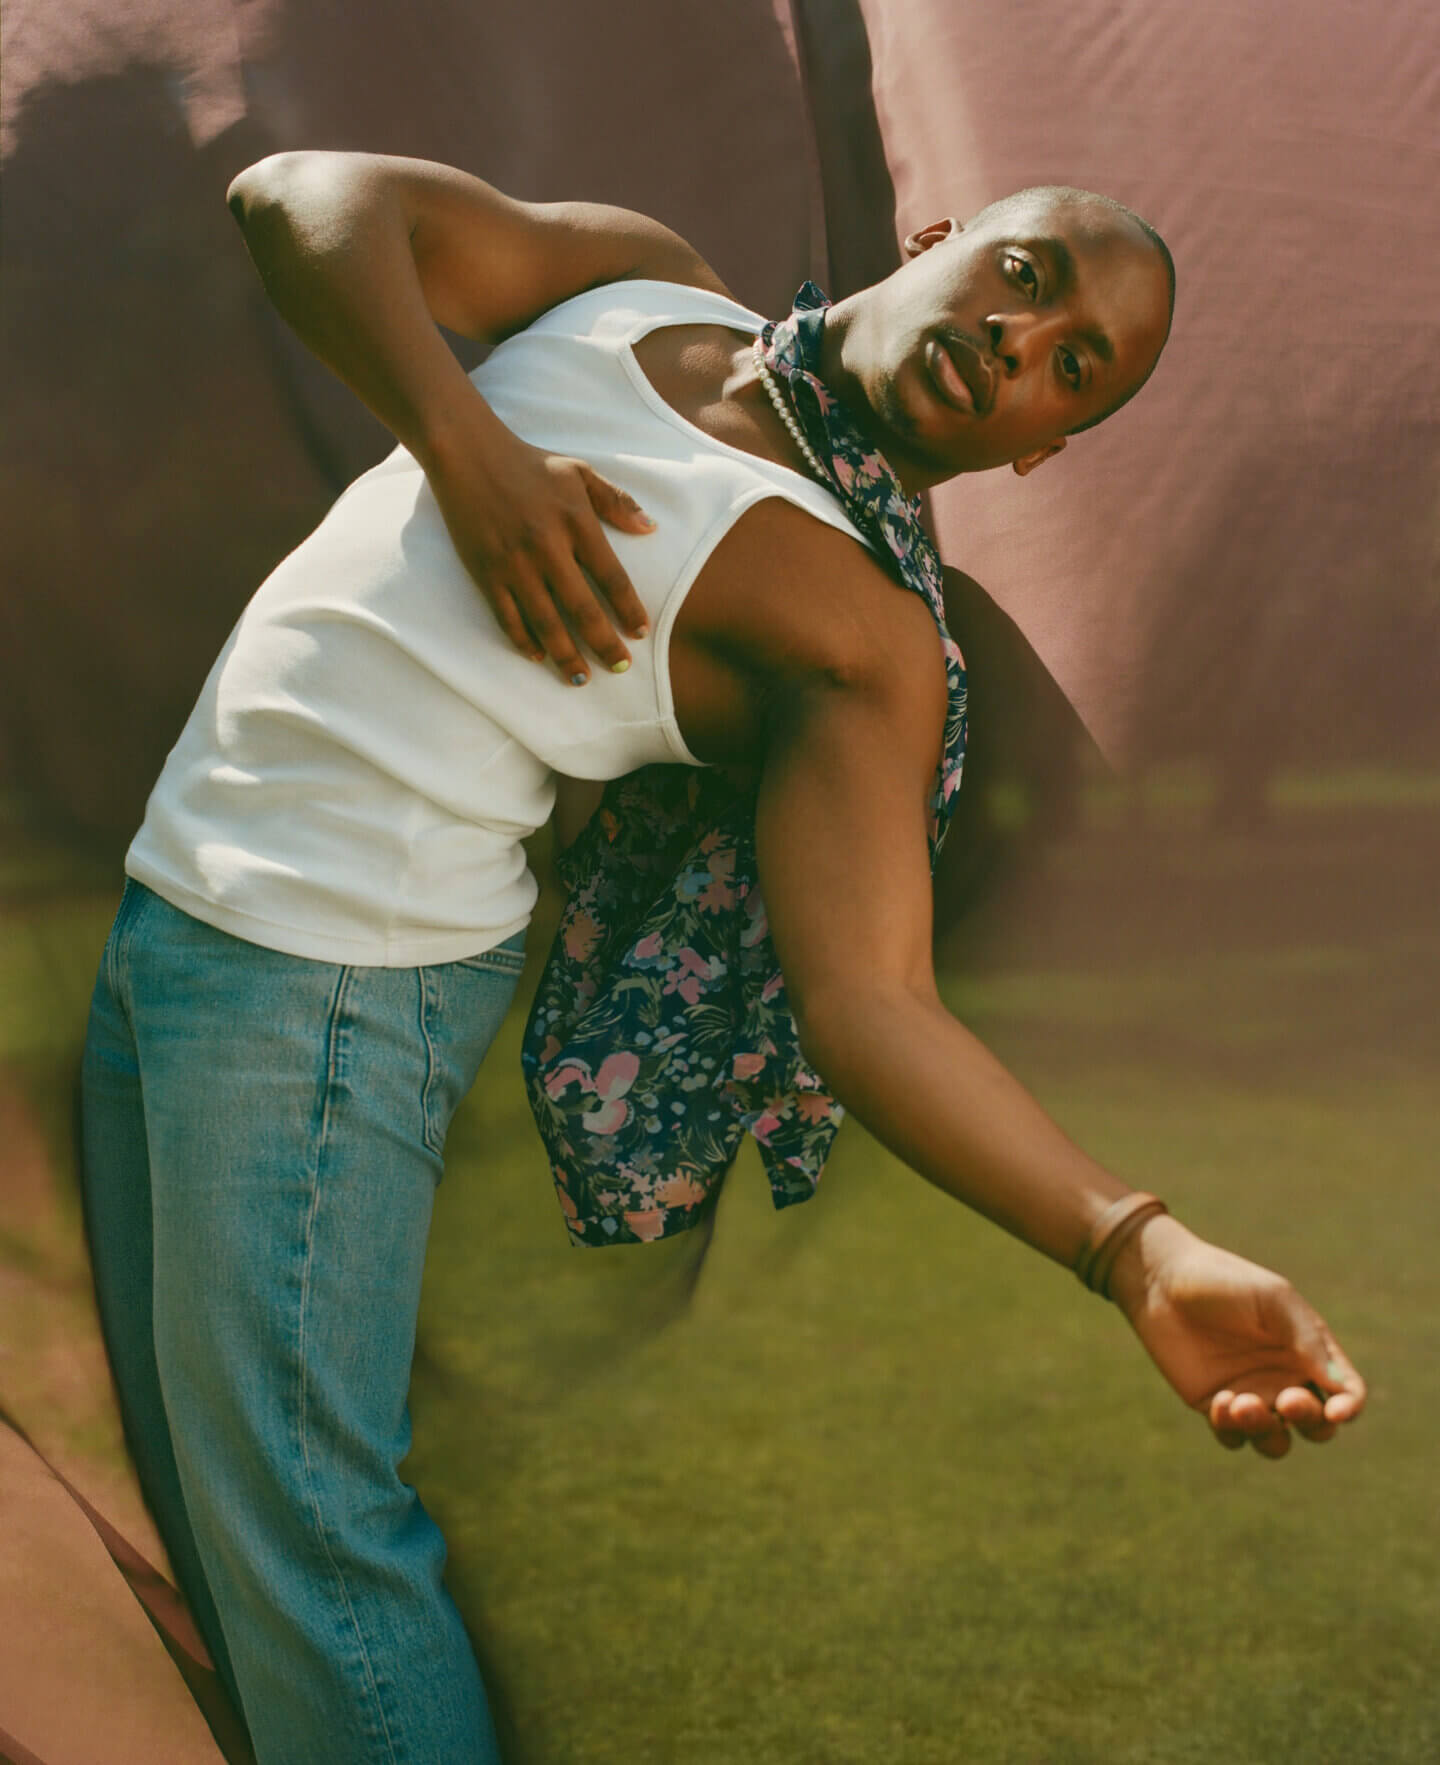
611, 659, 631, 674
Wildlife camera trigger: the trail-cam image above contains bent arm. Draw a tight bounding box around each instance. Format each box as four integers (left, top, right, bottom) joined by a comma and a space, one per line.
226, 151, 729, 674
226, 150, 728, 467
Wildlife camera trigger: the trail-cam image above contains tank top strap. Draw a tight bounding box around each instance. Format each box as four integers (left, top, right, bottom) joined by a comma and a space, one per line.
521, 277, 768, 348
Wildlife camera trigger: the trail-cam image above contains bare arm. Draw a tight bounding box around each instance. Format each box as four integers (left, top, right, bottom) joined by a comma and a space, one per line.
226, 151, 730, 678
751, 577, 1365, 1457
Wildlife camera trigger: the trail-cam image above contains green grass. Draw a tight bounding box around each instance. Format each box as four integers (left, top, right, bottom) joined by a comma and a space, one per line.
4, 782, 1439, 1762
407, 1002, 1437, 1764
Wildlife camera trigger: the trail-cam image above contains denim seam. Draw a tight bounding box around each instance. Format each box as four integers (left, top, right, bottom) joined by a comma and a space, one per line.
105, 877, 144, 1006
418, 966, 444, 1159
296, 964, 401, 1765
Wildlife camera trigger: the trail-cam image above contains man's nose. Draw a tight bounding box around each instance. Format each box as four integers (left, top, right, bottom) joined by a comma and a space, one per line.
985, 310, 1052, 377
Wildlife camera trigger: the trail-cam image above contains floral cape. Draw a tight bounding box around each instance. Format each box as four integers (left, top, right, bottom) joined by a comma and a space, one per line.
521, 283, 967, 1246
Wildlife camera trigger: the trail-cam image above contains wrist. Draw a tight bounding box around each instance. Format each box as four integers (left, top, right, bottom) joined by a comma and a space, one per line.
410, 381, 509, 477
1104, 1212, 1194, 1318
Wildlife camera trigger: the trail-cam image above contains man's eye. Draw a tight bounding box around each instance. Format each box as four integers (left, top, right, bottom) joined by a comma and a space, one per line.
1005, 252, 1039, 296
1059, 347, 1082, 387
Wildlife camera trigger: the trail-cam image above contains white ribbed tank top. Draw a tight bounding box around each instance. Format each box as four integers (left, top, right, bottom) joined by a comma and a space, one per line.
125, 280, 874, 965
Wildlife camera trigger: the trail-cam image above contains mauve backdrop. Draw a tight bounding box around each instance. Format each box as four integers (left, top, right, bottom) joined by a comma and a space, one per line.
858, 0, 1440, 777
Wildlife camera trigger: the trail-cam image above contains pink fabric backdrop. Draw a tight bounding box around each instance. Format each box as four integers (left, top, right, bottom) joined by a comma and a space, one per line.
862, 0, 1440, 771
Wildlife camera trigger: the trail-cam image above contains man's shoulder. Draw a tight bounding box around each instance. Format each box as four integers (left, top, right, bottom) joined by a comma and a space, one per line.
538, 203, 735, 305
692, 493, 940, 690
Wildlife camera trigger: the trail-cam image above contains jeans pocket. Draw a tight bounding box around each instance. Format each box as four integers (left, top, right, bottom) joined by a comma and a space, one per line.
454, 935, 527, 979
418, 948, 525, 1158
103, 876, 149, 995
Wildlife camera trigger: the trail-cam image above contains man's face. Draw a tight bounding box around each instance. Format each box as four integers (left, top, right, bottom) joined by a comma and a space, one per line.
831, 191, 1172, 487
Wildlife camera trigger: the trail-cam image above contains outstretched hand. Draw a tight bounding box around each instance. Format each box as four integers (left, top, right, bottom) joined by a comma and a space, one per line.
1110, 1218, 1367, 1459
424, 409, 656, 683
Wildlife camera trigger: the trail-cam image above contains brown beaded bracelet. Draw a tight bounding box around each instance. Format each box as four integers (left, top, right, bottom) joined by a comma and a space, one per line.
1074, 1192, 1170, 1300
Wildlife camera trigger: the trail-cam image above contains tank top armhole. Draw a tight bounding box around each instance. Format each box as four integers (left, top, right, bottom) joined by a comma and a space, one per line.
650, 485, 880, 768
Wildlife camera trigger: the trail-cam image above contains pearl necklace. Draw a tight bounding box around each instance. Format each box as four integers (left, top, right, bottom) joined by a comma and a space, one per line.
752, 338, 832, 488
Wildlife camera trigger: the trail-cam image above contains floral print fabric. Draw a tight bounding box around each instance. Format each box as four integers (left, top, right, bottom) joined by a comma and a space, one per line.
521, 283, 967, 1246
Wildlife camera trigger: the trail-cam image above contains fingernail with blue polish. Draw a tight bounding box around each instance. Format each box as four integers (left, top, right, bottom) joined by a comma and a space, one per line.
570, 672, 588, 686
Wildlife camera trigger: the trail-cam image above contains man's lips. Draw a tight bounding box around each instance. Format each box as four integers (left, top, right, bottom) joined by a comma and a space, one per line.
925, 334, 994, 416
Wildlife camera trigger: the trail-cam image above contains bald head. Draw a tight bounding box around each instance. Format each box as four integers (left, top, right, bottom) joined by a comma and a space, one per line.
818, 182, 1176, 489
967, 186, 1176, 430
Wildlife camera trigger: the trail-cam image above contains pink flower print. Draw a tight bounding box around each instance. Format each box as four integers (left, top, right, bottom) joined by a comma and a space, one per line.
859, 452, 885, 482
663, 948, 720, 1005
594, 1052, 640, 1097
563, 910, 601, 962
697, 878, 736, 914
749, 1110, 783, 1146
582, 1098, 628, 1135
624, 1207, 667, 1242
654, 1171, 707, 1210
731, 1051, 767, 1082
580, 1051, 640, 1135
832, 456, 855, 492
548, 1050, 638, 1132
696, 848, 737, 914
545, 1061, 593, 1101
760, 971, 784, 1004
795, 1092, 834, 1125
633, 931, 664, 962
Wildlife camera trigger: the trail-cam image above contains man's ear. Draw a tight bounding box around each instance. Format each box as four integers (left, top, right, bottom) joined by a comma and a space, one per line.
902, 217, 962, 258
1012, 437, 1067, 477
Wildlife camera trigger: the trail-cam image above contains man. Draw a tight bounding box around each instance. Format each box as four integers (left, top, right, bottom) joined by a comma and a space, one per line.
81, 152, 1365, 1764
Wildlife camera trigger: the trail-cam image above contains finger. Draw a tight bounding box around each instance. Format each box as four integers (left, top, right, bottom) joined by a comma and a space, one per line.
1277, 1387, 1339, 1444
1274, 1294, 1368, 1422
1217, 1391, 1293, 1456
1227, 1392, 1275, 1433
546, 545, 635, 674
1250, 1426, 1292, 1460
1318, 1350, 1367, 1423
509, 560, 592, 684
577, 467, 658, 540
1208, 1391, 1248, 1450
574, 471, 653, 639
574, 528, 651, 656
1275, 1386, 1325, 1428
485, 580, 546, 662
1297, 1421, 1340, 1444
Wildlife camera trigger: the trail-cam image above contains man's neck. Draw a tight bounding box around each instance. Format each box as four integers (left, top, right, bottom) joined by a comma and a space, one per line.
815, 297, 934, 499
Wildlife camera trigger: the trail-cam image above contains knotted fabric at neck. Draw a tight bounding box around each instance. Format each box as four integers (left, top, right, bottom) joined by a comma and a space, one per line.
521, 283, 968, 1246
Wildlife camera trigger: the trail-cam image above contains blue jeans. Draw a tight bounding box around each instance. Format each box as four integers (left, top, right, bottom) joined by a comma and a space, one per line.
80, 880, 526, 1764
